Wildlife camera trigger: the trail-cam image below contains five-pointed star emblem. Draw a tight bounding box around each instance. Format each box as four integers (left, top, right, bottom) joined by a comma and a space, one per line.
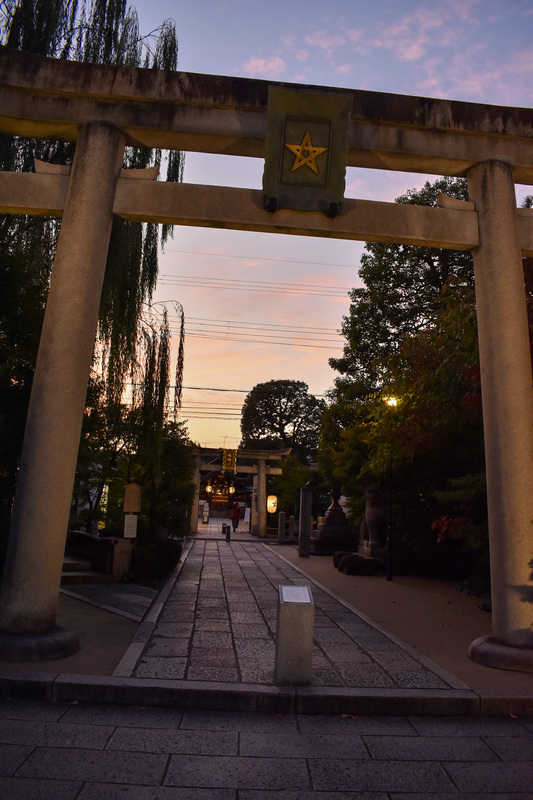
285, 129, 328, 174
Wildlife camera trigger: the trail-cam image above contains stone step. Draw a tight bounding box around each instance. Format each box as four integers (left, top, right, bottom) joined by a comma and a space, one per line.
62, 554, 93, 571
60, 570, 110, 585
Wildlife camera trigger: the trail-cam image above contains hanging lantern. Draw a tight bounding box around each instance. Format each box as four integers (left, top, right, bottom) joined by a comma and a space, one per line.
206, 481, 212, 493
267, 495, 278, 513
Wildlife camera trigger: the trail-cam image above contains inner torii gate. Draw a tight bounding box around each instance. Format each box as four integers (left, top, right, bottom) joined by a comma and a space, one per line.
191, 447, 290, 537
0, 48, 532, 671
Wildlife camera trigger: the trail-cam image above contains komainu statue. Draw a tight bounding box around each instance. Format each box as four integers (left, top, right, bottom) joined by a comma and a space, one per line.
359, 483, 388, 556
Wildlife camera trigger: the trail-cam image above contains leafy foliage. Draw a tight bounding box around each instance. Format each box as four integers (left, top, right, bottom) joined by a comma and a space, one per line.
329, 177, 474, 394
0, 0, 184, 402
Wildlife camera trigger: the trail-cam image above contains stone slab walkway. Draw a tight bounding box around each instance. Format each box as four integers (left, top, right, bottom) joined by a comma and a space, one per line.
123, 538, 463, 693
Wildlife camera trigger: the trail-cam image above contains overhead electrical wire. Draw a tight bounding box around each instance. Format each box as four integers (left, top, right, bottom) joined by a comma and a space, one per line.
121, 380, 332, 420
158, 274, 351, 298
162, 247, 358, 270
180, 316, 339, 334
162, 312, 343, 350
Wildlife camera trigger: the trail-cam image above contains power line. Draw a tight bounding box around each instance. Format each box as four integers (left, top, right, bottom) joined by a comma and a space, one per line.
158, 274, 351, 297
180, 316, 340, 334
182, 325, 339, 342
162, 247, 358, 270
168, 314, 342, 346
126, 382, 329, 399
179, 385, 329, 398
182, 331, 341, 349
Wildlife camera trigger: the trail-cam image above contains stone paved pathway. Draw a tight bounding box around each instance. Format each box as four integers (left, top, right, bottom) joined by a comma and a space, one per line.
130, 539, 461, 690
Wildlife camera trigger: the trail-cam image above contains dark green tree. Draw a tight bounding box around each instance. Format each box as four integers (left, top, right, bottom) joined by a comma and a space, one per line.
73, 305, 194, 580
330, 177, 474, 395
240, 379, 325, 464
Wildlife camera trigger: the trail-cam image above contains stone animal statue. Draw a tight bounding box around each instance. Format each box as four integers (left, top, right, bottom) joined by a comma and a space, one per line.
359, 483, 388, 548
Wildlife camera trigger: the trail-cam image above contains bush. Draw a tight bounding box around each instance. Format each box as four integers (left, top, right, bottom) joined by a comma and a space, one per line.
128, 537, 182, 586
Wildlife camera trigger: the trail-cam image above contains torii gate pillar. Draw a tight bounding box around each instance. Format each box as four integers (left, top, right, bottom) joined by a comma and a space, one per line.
252, 458, 267, 538
190, 456, 201, 534
467, 160, 533, 671
0, 123, 125, 658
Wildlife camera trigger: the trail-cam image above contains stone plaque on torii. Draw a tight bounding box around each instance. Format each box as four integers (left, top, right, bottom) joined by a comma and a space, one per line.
0, 48, 532, 671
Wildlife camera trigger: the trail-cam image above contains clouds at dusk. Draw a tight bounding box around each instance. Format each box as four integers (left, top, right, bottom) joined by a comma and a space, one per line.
132, 0, 532, 446
240, 1, 533, 105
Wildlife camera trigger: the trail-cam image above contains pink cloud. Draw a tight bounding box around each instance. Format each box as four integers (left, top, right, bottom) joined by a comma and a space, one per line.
346, 27, 364, 45
345, 26, 369, 55
375, 3, 480, 63
334, 63, 354, 76
243, 55, 285, 79
295, 49, 309, 63
416, 47, 533, 105
304, 31, 346, 58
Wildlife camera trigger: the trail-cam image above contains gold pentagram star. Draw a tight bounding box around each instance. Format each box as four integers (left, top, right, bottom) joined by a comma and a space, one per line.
285, 130, 328, 175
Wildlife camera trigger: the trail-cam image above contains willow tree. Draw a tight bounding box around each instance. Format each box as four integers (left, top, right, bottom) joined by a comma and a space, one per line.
0, 0, 185, 551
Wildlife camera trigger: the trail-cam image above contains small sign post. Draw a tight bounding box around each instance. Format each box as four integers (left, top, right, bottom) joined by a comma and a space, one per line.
275, 584, 314, 684
123, 483, 141, 539
124, 513, 138, 539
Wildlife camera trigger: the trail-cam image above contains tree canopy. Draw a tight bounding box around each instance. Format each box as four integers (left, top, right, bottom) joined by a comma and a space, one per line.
240, 379, 325, 464
329, 177, 474, 396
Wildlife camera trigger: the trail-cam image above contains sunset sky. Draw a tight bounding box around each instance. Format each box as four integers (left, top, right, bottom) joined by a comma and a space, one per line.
133, 0, 533, 448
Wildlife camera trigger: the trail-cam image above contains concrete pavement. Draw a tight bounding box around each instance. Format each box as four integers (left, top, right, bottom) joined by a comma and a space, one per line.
1, 696, 533, 798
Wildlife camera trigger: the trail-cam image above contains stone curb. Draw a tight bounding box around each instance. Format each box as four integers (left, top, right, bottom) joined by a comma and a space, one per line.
0, 669, 531, 716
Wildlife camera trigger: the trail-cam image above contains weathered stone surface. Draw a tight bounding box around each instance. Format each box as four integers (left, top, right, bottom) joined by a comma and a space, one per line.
309, 759, 455, 793
164, 754, 310, 790
17, 747, 168, 784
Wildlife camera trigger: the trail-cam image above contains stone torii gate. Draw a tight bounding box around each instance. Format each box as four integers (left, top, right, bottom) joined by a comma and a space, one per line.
0, 48, 532, 670
190, 447, 290, 538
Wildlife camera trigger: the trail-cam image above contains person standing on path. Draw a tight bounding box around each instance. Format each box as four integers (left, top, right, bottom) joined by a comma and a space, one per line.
230, 502, 242, 531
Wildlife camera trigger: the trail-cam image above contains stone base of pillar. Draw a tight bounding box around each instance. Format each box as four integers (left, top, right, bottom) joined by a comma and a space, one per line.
0, 626, 79, 662
468, 634, 533, 674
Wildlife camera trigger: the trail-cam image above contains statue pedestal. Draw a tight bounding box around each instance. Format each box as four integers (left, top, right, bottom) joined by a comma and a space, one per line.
358, 542, 385, 560
310, 492, 355, 555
